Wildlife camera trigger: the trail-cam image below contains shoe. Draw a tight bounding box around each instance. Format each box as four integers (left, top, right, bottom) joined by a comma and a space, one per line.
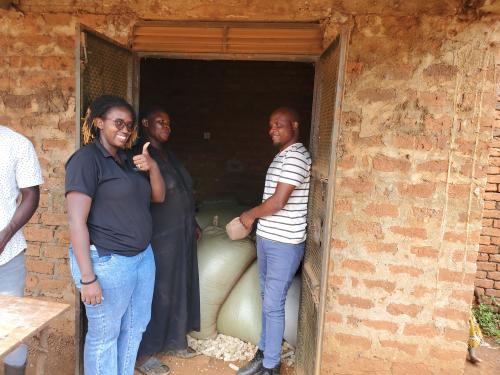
4, 363, 26, 375
259, 363, 281, 375
237, 349, 264, 375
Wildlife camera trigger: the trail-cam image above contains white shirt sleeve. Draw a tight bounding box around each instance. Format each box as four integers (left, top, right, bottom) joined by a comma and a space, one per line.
15, 137, 43, 188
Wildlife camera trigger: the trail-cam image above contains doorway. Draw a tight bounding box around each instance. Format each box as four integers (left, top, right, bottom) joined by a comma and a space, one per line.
76, 22, 347, 375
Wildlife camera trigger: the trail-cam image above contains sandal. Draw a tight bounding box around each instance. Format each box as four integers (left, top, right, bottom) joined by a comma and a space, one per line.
166, 347, 199, 359
136, 356, 170, 375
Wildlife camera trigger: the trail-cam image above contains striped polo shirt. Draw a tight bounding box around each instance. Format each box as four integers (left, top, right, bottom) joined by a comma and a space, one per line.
257, 142, 311, 244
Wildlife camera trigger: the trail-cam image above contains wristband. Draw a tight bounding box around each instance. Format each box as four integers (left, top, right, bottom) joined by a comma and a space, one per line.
80, 274, 98, 285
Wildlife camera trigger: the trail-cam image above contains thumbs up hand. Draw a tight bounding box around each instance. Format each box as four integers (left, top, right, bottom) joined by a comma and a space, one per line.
133, 142, 155, 172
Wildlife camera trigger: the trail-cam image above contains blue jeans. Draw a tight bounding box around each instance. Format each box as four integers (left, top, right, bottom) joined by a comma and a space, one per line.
256, 236, 305, 368
69, 245, 155, 375
0, 251, 28, 367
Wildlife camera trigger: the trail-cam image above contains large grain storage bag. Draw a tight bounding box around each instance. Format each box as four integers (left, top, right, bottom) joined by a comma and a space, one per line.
216, 261, 262, 345
283, 275, 301, 347
191, 226, 256, 339
196, 199, 250, 229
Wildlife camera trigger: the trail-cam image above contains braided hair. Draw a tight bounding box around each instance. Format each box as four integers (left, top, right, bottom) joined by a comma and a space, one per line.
81, 95, 137, 149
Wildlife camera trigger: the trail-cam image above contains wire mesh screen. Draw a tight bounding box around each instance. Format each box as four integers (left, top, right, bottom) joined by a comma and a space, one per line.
296, 39, 340, 375
80, 31, 132, 137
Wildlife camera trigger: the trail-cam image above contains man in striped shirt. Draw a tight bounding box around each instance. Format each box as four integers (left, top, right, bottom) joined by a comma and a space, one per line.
238, 107, 311, 375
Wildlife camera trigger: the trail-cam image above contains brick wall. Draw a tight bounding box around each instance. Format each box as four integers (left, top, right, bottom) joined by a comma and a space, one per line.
322, 15, 499, 375
0, 1, 498, 374
477, 91, 500, 310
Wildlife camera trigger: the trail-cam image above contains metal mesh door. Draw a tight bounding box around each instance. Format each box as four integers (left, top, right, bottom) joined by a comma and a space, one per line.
296, 36, 342, 375
78, 29, 134, 145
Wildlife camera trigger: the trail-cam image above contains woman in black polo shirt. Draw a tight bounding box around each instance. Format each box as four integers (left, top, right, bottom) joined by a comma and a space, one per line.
65, 95, 165, 375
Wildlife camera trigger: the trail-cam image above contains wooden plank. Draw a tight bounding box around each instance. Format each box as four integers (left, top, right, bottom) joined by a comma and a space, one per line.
134, 26, 224, 37
229, 28, 322, 39
134, 35, 223, 44
0, 295, 70, 359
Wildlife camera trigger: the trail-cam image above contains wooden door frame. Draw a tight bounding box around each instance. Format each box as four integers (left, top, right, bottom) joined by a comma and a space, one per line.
313, 27, 349, 375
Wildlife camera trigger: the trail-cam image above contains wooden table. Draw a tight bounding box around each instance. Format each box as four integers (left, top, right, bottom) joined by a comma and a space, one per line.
0, 295, 70, 375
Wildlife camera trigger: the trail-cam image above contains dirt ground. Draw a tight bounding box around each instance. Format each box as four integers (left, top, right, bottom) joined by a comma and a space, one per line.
133, 353, 295, 375
131, 338, 500, 375
464, 337, 500, 375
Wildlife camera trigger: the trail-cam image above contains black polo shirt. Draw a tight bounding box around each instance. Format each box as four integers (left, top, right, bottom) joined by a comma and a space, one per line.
65, 140, 152, 256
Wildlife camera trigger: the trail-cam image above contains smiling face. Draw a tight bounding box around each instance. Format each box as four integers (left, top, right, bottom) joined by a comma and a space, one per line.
268, 109, 299, 151
143, 111, 171, 145
95, 106, 134, 154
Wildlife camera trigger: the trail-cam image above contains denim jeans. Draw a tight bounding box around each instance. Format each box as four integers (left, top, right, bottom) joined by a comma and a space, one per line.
0, 251, 28, 367
69, 245, 155, 375
256, 236, 305, 368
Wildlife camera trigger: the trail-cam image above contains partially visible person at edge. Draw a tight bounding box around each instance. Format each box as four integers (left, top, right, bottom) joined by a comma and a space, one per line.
467, 289, 484, 365
238, 107, 311, 375
0, 126, 43, 375
134, 108, 201, 375
65, 95, 165, 375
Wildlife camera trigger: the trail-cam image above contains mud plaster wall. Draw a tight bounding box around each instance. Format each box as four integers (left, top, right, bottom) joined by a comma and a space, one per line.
0, 1, 498, 374
322, 16, 499, 375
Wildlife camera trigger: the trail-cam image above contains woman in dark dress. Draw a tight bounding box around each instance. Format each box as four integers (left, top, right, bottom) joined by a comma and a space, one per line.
136, 108, 201, 374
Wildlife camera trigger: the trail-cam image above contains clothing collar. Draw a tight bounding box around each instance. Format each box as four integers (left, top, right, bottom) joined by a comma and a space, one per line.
279, 142, 301, 154
94, 139, 128, 160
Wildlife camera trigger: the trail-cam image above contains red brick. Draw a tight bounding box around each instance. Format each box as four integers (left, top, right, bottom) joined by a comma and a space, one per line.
338, 294, 374, 309
479, 245, 498, 253
439, 269, 475, 284
392, 362, 432, 375
485, 288, 500, 298
347, 220, 382, 237
482, 226, 500, 237
341, 177, 374, 193
448, 184, 470, 198
487, 174, 500, 183
37, 278, 69, 298
362, 319, 398, 333
331, 239, 348, 249
25, 258, 54, 275
482, 209, 500, 219
489, 254, 500, 262
387, 303, 422, 318
363, 279, 395, 293
342, 259, 375, 273
480, 236, 491, 245
444, 327, 467, 341
363, 202, 399, 217
443, 231, 468, 243
337, 155, 356, 169
477, 253, 489, 261
390, 226, 427, 239
42, 138, 68, 151
389, 265, 424, 277
54, 262, 71, 278
403, 323, 437, 337
325, 312, 342, 323
433, 307, 468, 321
477, 261, 497, 271
487, 271, 500, 281
24, 226, 54, 242
364, 241, 398, 253
475, 279, 494, 288
412, 285, 434, 297
335, 333, 371, 350
485, 183, 498, 192
476, 270, 487, 279
416, 159, 448, 173
430, 347, 464, 362
410, 246, 438, 258
42, 245, 68, 259
380, 340, 418, 355
397, 182, 435, 198
373, 154, 410, 172
26, 242, 41, 257
335, 199, 352, 212
40, 212, 67, 226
